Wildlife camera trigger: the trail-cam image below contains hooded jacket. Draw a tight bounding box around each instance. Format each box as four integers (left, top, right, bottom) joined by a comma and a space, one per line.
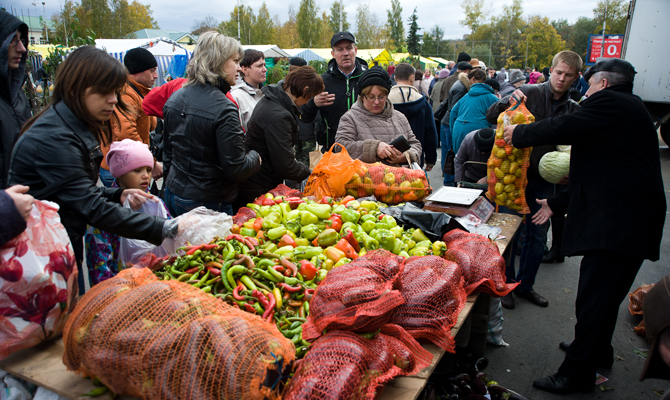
0, 12, 31, 189
230, 77, 264, 132
300, 57, 368, 151
449, 83, 498, 154
239, 84, 311, 204
335, 98, 421, 165
440, 73, 471, 127
389, 85, 438, 167
163, 79, 261, 203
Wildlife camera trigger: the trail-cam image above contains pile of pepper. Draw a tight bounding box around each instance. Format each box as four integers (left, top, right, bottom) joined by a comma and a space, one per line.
152, 193, 447, 357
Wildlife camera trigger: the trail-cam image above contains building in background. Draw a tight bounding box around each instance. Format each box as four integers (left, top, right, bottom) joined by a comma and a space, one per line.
16, 15, 55, 45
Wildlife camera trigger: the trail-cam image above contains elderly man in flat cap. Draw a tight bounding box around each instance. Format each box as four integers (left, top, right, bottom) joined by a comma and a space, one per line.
503, 58, 666, 394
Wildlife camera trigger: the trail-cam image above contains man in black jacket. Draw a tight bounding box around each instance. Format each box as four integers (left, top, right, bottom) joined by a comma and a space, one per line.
0, 11, 31, 189
503, 58, 666, 394
486, 51, 581, 309
300, 32, 368, 152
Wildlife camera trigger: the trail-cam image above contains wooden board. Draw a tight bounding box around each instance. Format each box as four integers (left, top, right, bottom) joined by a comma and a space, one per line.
487, 212, 523, 255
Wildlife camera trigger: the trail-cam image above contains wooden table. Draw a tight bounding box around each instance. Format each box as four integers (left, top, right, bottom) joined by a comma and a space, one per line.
0, 213, 523, 400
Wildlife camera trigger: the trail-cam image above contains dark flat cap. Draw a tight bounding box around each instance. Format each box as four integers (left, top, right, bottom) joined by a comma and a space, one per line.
289, 57, 307, 66
331, 32, 356, 47
484, 78, 500, 91
457, 61, 473, 71
584, 58, 637, 82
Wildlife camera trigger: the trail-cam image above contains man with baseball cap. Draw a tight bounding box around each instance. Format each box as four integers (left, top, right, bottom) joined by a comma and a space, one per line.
503, 58, 666, 394
300, 31, 368, 152
100, 47, 159, 187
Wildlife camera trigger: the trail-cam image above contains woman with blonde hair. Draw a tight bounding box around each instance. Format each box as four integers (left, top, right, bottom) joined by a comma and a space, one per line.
163, 31, 261, 216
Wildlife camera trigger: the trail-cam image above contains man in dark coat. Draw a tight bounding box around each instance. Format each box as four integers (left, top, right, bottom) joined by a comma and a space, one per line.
300, 32, 368, 152
0, 11, 31, 189
503, 58, 666, 394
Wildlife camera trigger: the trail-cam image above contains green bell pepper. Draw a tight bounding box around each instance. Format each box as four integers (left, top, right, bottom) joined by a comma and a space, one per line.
240, 227, 256, 237
354, 231, 379, 250
391, 238, 408, 255
347, 200, 360, 210
294, 246, 323, 260
331, 204, 346, 215
390, 226, 404, 238
300, 210, 319, 226
409, 246, 430, 256
361, 220, 376, 233
333, 257, 351, 268
286, 221, 301, 235
275, 245, 295, 256
373, 229, 396, 252
341, 208, 361, 224
268, 226, 288, 241
300, 224, 320, 240
279, 202, 292, 224
432, 241, 447, 257
416, 240, 432, 248
360, 214, 377, 223
380, 215, 397, 228
340, 222, 357, 236
317, 229, 339, 247
245, 203, 260, 212
305, 203, 332, 220
412, 229, 430, 243
287, 209, 301, 222
398, 250, 410, 258
295, 237, 310, 247
360, 200, 379, 211
258, 206, 272, 217
262, 212, 281, 230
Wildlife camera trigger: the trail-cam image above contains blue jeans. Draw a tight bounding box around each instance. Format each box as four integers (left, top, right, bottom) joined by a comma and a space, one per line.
99, 167, 115, 187
506, 181, 554, 292
440, 124, 455, 187
164, 187, 234, 217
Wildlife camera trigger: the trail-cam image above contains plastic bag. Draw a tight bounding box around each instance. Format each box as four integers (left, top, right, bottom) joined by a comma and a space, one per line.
345, 162, 432, 204
380, 203, 465, 242
162, 206, 233, 255
486, 99, 534, 213
303, 143, 362, 199
628, 283, 654, 316
118, 196, 169, 265
63, 268, 295, 400
0, 200, 78, 359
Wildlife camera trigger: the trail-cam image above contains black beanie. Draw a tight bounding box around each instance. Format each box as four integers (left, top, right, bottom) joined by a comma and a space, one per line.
484, 78, 500, 91
355, 66, 392, 95
474, 128, 495, 153
124, 47, 157, 74
457, 52, 471, 63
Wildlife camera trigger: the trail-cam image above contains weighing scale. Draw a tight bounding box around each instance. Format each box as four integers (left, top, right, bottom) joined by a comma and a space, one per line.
423, 186, 495, 223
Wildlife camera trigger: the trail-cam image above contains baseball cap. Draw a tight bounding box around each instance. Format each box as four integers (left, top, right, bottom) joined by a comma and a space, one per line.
331, 32, 356, 47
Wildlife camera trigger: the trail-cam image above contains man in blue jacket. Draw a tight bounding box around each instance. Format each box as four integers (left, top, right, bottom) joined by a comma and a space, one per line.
388, 63, 437, 170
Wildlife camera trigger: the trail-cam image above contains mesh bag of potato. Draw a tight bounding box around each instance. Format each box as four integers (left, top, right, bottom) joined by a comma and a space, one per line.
344, 162, 432, 204
486, 99, 535, 214
62, 268, 295, 400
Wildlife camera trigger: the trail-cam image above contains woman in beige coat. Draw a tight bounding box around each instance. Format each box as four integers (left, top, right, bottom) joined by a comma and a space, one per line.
335, 67, 422, 166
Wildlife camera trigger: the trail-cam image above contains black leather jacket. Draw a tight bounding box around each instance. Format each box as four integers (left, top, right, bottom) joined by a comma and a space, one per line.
8, 102, 166, 259
486, 81, 580, 183
163, 80, 261, 203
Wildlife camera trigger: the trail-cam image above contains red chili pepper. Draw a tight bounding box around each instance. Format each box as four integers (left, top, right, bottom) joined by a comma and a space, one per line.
278, 234, 297, 248
264, 310, 274, 323
233, 285, 246, 301
311, 237, 319, 247
279, 257, 298, 277
202, 243, 218, 250
186, 244, 203, 256
274, 198, 284, 204
286, 197, 305, 209
252, 290, 270, 308
277, 282, 303, 293
304, 288, 316, 302
344, 231, 360, 252
244, 303, 256, 313
335, 238, 358, 260
339, 195, 355, 205
185, 266, 201, 275
318, 196, 334, 205
246, 237, 259, 248
273, 265, 285, 273
326, 214, 343, 232
253, 218, 263, 232
261, 197, 275, 206
207, 265, 222, 276
262, 292, 276, 320
298, 260, 317, 281
378, 214, 384, 220
226, 234, 246, 242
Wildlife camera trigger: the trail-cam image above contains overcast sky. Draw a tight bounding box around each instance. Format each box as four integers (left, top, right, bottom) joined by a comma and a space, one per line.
8, 0, 600, 41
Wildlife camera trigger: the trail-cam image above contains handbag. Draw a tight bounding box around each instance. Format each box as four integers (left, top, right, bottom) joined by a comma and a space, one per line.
443, 149, 456, 175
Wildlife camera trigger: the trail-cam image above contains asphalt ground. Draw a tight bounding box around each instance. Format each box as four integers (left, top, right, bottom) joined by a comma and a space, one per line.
425, 141, 670, 399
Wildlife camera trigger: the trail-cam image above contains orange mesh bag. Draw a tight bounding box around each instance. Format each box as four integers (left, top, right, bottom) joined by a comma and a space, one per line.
443, 229, 519, 296
284, 324, 432, 400
389, 256, 467, 352
343, 162, 432, 204
629, 283, 654, 316
303, 144, 363, 199
301, 250, 405, 341
486, 99, 534, 214
62, 268, 295, 400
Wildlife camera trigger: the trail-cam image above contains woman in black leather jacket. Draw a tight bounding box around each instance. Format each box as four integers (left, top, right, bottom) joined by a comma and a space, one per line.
163, 32, 261, 216
8, 46, 177, 293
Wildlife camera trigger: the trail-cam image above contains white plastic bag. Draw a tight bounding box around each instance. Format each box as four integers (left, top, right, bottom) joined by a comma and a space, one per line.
118, 196, 169, 265
161, 207, 233, 255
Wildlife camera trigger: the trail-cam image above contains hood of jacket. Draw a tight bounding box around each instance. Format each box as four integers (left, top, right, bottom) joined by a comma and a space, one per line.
326, 57, 368, 79
468, 83, 495, 97
231, 77, 262, 96
391, 94, 426, 116
0, 12, 28, 104
262, 83, 300, 119
389, 84, 423, 104
457, 72, 471, 91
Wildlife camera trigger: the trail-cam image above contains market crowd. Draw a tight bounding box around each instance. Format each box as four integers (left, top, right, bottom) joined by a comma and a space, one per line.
0, 9, 667, 396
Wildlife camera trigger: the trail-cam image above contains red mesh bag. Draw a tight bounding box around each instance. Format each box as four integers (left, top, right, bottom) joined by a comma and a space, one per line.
251, 184, 303, 206
486, 99, 534, 214
284, 324, 432, 400
343, 162, 432, 204
442, 230, 518, 296
63, 268, 294, 400
389, 256, 467, 352
629, 284, 654, 316
301, 250, 405, 341
233, 207, 257, 226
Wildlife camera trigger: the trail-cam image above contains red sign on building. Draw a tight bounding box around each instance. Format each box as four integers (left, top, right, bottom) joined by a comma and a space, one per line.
587, 35, 623, 64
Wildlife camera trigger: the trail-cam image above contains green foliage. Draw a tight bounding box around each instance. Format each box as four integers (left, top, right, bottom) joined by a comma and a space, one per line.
522, 15, 567, 69
329, 1, 350, 34
218, 5, 255, 44
266, 59, 289, 84
406, 8, 420, 55
297, 0, 320, 47
386, 0, 404, 52
592, 0, 628, 34
309, 60, 328, 75
572, 16, 599, 59
254, 3, 276, 45
459, 0, 488, 31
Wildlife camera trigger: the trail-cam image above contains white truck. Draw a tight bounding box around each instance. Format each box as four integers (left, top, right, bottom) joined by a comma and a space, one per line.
621, 0, 670, 146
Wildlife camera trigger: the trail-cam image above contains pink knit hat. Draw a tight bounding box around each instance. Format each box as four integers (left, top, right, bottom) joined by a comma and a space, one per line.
106, 139, 154, 178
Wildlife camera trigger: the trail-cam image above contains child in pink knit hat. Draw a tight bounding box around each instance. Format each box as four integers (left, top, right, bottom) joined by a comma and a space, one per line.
85, 139, 169, 287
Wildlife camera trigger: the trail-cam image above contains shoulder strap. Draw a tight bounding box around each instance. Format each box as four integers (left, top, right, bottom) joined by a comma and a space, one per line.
128, 82, 145, 99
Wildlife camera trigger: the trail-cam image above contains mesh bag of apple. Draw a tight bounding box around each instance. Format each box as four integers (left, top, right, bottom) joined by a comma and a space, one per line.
344, 162, 432, 204
486, 100, 535, 213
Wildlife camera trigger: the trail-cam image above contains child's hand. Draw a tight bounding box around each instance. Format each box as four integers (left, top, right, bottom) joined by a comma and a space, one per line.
121, 189, 157, 210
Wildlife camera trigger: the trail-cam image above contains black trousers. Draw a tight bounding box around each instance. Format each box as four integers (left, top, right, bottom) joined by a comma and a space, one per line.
558, 249, 643, 382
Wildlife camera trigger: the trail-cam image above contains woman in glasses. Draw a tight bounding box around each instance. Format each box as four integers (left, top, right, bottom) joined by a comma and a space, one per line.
335, 67, 421, 166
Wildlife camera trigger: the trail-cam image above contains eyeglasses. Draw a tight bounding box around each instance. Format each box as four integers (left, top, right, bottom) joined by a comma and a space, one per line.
9, 36, 27, 47
363, 94, 387, 102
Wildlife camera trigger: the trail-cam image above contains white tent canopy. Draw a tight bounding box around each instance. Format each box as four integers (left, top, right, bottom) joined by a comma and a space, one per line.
241, 45, 290, 58
95, 37, 191, 57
